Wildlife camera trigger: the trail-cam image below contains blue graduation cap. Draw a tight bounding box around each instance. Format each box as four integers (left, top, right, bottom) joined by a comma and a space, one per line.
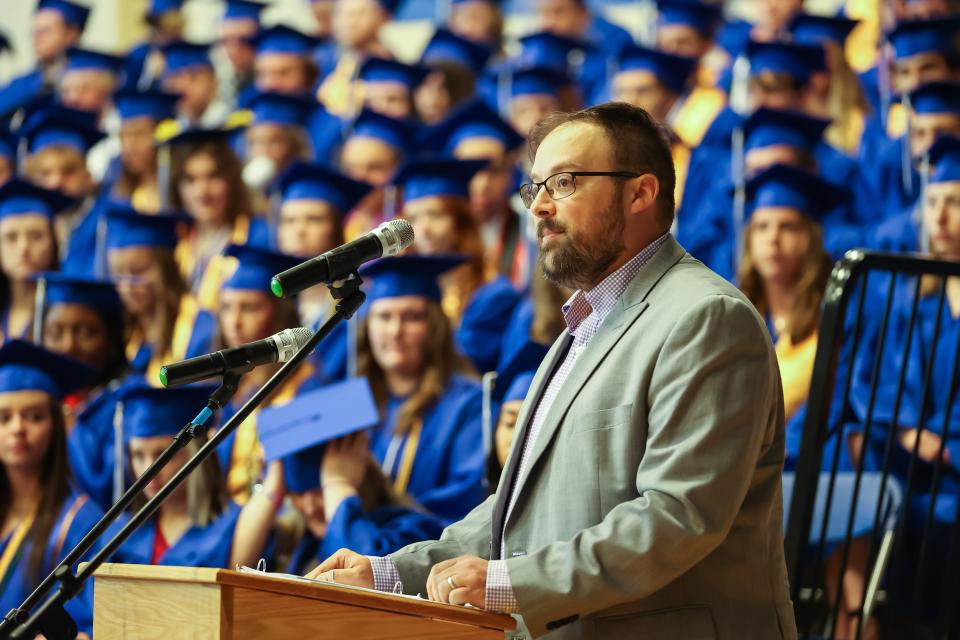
0, 178, 76, 221
744, 107, 829, 153
716, 18, 752, 59
745, 163, 848, 222
421, 28, 493, 74
241, 90, 315, 127
224, 0, 267, 21
418, 98, 525, 155
0, 340, 96, 399
909, 80, 960, 115
64, 47, 124, 75
114, 88, 180, 122
928, 134, 960, 183
391, 157, 488, 201
510, 66, 567, 98
746, 40, 826, 81
494, 339, 548, 403
19, 106, 104, 154
223, 243, 302, 292
259, 377, 379, 492
158, 125, 239, 149
617, 45, 697, 95
146, 0, 182, 19
517, 32, 593, 73
789, 13, 859, 47
277, 161, 372, 213
888, 17, 960, 60
359, 255, 467, 304
358, 57, 429, 90
162, 41, 213, 75
38, 272, 125, 327
105, 201, 190, 250
37, 0, 91, 30
121, 382, 217, 440
347, 108, 417, 154
252, 25, 317, 56
655, 0, 723, 36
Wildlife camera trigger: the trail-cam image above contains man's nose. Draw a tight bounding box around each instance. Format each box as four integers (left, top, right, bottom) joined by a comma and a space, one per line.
530, 184, 556, 218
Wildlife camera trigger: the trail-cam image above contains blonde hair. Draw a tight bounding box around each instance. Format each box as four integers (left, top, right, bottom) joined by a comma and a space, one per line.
357, 301, 473, 436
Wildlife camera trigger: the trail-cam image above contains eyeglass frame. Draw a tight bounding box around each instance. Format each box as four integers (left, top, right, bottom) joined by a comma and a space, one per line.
519, 171, 641, 208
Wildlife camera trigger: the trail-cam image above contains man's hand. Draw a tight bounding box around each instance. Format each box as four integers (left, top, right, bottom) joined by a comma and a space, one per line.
308, 548, 374, 588
425, 555, 488, 608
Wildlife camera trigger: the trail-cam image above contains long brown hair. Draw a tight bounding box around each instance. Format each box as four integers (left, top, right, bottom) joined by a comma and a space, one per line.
129, 436, 227, 527
168, 142, 254, 224
357, 301, 473, 436
0, 394, 72, 581
127, 247, 188, 361
738, 215, 833, 344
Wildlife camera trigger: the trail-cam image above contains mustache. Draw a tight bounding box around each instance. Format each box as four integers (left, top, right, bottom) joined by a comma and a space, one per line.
537, 219, 567, 239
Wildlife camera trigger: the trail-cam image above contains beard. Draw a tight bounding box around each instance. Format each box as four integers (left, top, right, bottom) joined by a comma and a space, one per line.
537, 185, 627, 291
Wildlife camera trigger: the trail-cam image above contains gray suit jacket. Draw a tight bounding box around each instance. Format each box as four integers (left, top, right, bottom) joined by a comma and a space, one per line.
389, 236, 797, 639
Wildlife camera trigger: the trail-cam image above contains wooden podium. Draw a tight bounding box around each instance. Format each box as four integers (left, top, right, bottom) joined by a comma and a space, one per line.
91, 563, 517, 639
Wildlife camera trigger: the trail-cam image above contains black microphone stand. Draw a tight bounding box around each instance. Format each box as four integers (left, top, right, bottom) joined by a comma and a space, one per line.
4, 275, 366, 640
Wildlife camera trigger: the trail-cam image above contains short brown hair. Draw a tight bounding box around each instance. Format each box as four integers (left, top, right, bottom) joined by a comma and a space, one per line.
527, 101, 677, 226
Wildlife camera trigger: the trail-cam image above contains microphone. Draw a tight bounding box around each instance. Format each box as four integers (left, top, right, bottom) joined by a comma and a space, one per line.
159, 327, 313, 387
270, 219, 414, 298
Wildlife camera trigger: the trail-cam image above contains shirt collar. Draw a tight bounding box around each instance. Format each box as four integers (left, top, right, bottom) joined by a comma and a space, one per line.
561, 233, 670, 333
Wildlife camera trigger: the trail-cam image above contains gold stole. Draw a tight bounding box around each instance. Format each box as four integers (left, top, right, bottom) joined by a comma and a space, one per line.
0, 509, 37, 584
392, 419, 423, 496
671, 142, 692, 211
671, 85, 726, 149
226, 362, 316, 504
317, 52, 364, 118
775, 330, 819, 422
175, 216, 252, 312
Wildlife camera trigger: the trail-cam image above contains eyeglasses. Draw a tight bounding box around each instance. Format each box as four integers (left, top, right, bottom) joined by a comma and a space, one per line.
519, 171, 640, 208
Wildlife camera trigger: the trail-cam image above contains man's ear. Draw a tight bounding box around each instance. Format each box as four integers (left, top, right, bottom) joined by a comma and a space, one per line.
628, 173, 659, 216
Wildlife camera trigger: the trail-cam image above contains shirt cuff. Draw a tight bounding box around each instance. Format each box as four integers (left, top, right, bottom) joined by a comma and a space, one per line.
485, 559, 519, 614
368, 555, 401, 593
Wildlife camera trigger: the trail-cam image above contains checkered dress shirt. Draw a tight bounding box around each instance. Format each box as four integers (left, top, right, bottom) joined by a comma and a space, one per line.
370, 234, 670, 614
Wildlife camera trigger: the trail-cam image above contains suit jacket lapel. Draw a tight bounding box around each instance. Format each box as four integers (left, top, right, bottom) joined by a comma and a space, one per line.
490, 332, 572, 559
505, 236, 687, 524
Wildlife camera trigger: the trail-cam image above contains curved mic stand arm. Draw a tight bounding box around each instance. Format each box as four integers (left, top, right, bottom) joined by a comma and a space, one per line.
6, 277, 367, 640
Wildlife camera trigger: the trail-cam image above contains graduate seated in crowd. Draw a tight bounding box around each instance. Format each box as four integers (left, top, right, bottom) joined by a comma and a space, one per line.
213, 244, 318, 504
843, 135, 960, 621
446, 0, 503, 50
163, 127, 270, 309
339, 109, 415, 240
274, 162, 372, 381
0, 341, 103, 638
356, 256, 485, 525
108, 383, 275, 569
105, 202, 213, 380
415, 28, 491, 126
161, 42, 228, 128
18, 106, 107, 277
218, 0, 266, 107
0, 180, 70, 344
109, 89, 180, 213
240, 91, 316, 198
392, 158, 488, 323
260, 407, 444, 575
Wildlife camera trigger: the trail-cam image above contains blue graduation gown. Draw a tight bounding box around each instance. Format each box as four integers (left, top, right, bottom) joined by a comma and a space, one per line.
61, 193, 109, 277
68, 383, 127, 511
0, 71, 45, 119
456, 276, 522, 374
861, 136, 921, 222
285, 496, 443, 575
370, 374, 486, 525
0, 492, 103, 636
109, 502, 243, 568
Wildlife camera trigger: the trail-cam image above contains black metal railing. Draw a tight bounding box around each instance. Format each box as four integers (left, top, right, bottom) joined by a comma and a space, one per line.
785, 250, 960, 639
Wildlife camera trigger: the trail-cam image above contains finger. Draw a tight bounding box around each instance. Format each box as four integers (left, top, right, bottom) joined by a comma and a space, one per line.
448, 586, 482, 608
314, 548, 351, 574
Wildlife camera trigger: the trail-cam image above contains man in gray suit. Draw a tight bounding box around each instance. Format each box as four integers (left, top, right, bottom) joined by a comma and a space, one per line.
313, 102, 797, 639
